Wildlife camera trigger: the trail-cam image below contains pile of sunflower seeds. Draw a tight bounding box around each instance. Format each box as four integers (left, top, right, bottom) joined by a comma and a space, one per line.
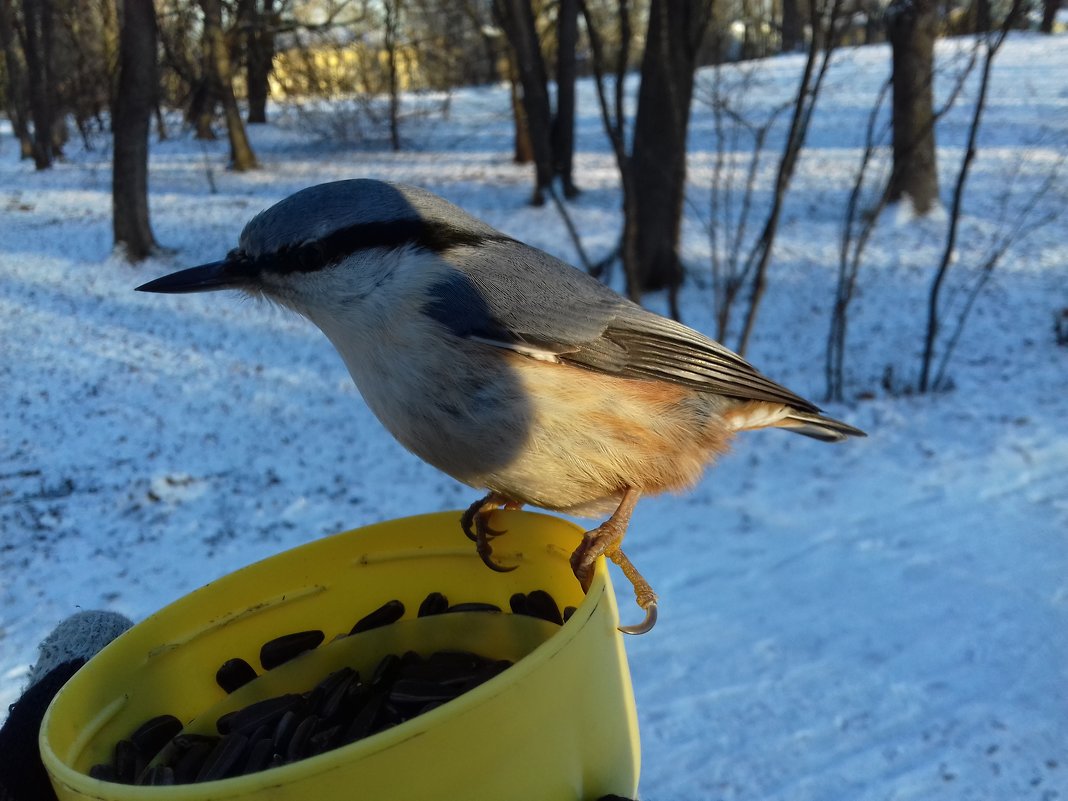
90, 589, 573, 785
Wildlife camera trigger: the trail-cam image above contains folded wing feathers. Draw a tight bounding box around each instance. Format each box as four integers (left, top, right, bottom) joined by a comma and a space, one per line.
559, 312, 821, 413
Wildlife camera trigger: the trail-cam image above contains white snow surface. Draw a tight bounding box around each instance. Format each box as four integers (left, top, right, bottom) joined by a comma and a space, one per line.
2, 35, 1067, 800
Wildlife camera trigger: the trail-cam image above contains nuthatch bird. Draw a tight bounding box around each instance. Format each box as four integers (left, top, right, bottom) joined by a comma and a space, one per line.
138, 179, 864, 634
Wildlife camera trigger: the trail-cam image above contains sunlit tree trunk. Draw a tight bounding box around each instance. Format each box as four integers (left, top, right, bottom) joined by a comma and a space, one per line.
199, 0, 257, 170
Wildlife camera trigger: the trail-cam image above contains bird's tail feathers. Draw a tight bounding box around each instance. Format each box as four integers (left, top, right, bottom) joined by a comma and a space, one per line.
777, 410, 867, 442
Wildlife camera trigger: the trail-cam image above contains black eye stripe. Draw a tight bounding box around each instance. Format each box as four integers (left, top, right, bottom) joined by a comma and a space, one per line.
237, 219, 506, 276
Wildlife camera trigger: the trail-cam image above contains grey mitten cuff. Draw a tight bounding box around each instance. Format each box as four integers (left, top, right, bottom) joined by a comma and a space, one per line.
26, 610, 132, 686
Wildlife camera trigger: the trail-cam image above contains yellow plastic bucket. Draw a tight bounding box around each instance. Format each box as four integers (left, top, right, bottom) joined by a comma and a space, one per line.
40, 510, 640, 801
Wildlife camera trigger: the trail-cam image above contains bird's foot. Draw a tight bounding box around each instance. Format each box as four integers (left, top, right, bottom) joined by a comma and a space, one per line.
461, 492, 521, 572
610, 549, 658, 635
568, 488, 656, 634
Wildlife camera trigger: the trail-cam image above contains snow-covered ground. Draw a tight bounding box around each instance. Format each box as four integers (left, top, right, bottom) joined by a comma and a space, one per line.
2, 34, 1066, 800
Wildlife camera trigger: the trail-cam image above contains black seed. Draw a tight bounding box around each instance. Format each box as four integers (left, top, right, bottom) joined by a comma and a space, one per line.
272, 710, 297, 753
320, 671, 359, 721
259, 630, 324, 670
216, 658, 258, 693
286, 715, 319, 761
417, 592, 449, 617
173, 739, 216, 784
172, 732, 216, 751
247, 724, 271, 745
216, 710, 237, 735
343, 691, 385, 744
138, 764, 175, 786
89, 763, 116, 782
508, 592, 528, 615
129, 713, 183, 760
526, 590, 563, 625
371, 653, 401, 687
242, 738, 275, 775
196, 733, 248, 782
350, 600, 405, 634
308, 724, 341, 756
563, 606, 577, 622
227, 694, 304, 736
113, 739, 143, 784
445, 602, 501, 614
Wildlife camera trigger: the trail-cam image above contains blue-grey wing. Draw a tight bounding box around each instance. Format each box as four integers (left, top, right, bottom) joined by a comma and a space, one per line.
426, 238, 818, 412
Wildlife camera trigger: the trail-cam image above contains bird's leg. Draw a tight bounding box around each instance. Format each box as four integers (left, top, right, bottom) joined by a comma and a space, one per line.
460, 492, 520, 573
609, 549, 659, 635
568, 488, 658, 634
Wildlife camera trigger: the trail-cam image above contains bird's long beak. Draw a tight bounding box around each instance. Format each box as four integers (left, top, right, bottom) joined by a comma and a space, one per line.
136, 260, 246, 294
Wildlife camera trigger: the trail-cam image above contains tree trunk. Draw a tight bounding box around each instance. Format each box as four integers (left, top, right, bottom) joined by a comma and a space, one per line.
494, 0, 553, 205
1040, 0, 1058, 32
245, 0, 274, 123
113, 0, 159, 261
0, 0, 33, 158
508, 67, 534, 164
551, 0, 579, 197
21, 0, 55, 169
627, 0, 712, 296
385, 0, 402, 151
199, 0, 257, 170
886, 0, 939, 215
190, 80, 217, 139
782, 0, 802, 51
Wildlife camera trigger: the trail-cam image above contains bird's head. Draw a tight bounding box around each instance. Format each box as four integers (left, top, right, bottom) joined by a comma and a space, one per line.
136, 180, 499, 326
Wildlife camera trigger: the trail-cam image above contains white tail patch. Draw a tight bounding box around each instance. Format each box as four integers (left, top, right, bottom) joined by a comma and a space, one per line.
723, 403, 792, 432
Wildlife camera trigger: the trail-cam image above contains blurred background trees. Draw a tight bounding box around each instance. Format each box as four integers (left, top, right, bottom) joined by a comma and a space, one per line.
0, 0, 1060, 387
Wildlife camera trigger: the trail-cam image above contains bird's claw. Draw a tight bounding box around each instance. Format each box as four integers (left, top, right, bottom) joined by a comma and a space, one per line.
618, 602, 658, 635
463, 493, 518, 572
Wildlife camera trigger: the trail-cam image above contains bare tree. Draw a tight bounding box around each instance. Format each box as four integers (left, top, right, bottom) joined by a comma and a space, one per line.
113, 0, 159, 261
629, 0, 714, 302
494, 0, 554, 204
919, 0, 1026, 392
825, 77, 892, 401
700, 65, 792, 342
781, 0, 803, 51
732, 0, 844, 355
21, 0, 56, 169
199, 0, 258, 170
551, 0, 580, 197
0, 0, 33, 158
885, 0, 938, 214
384, 0, 403, 151
1040, 0, 1059, 32
243, 0, 276, 123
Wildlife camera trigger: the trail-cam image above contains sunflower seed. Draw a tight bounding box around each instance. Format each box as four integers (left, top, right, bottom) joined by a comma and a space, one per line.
417, 591, 449, 617
350, 599, 405, 634
525, 590, 563, 625
259, 630, 325, 670
216, 658, 258, 693
196, 733, 248, 782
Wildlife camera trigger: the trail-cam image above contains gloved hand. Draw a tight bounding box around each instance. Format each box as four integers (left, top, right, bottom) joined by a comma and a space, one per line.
0, 612, 132, 801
